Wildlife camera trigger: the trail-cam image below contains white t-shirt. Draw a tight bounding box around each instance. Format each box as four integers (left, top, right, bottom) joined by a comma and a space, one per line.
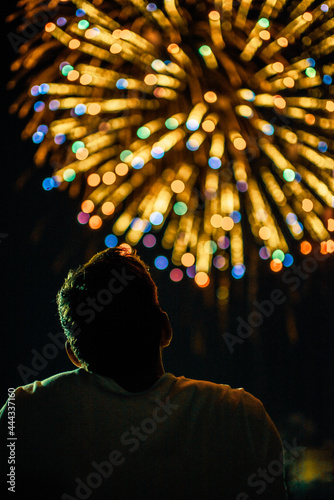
0, 369, 287, 500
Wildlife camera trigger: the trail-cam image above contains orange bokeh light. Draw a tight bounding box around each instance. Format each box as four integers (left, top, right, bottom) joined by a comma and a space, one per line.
89, 215, 102, 229
45, 23, 56, 32
115, 163, 128, 176
305, 114, 315, 125
103, 172, 116, 185
87, 173, 100, 187
259, 30, 270, 41
209, 11, 220, 21
302, 199, 313, 212
195, 272, 210, 287
69, 39, 80, 50
277, 37, 288, 47
171, 180, 185, 193
67, 70, 79, 81
270, 259, 283, 272
81, 200, 94, 213
167, 43, 180, 54
101, 202, 115, 215
204, 91, 217, 103
181, 253, 195, 267
300, 241, 312, 254
273, 96, 286, 109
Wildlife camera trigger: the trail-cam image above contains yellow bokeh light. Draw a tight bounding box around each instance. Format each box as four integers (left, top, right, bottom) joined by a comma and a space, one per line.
103, 172, 116, 185
110, 43, 122, 54
273, 96, 286, 109
85, 28, 98, 39
302, 199, 313, 212
80, 74, 92, 85
217, 286, 229, 300
89, 215, 102, 229
101, 201, 115, 215
181, 253, 195, 267
327, 239, 334, 253
69, 39, 80, 50
326, 101, 334, 112
204, 91, 217, 103
115, 163, 128, 176
67, 70, 79, 81
202, 120, 215, 132
283, 77, 295, 88
112, 29, 122, 39
81, 200, 94, 213
221, 216, 234, 231
234, 137, 246, 150
144, 74, 158, 85
171, 180, 185, 193
272, 62, 284, 73
277, 37, 288, 47
87, 103, 101, 115
211, 214, 223, 228
121, 29, 132, 39
76, 148, 89, 160
327, 218, 334, 232
259, 226, 271, 240
87, 173, 100, 187
303, 12, 313, 22
259, 30, 270, 41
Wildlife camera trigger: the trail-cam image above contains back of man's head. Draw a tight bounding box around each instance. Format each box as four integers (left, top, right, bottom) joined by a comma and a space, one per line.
57, 246, 163, 377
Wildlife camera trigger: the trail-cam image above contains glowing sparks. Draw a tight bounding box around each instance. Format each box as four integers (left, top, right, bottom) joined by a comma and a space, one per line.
9, 0, 334, 285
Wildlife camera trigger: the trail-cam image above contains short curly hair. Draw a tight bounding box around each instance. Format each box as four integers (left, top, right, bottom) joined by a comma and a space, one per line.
57, 246, 163, 376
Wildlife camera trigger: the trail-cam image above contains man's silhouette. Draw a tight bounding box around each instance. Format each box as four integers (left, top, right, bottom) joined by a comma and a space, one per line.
0, 246, 287, 499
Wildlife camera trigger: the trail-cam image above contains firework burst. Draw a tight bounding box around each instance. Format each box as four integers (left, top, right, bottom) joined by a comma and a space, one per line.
8, 0, 334, 286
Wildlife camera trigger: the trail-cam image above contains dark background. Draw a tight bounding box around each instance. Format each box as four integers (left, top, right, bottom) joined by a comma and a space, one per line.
1, 2, 334, 497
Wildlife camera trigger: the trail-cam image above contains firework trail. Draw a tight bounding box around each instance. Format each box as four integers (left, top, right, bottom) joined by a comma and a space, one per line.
8, 0, 334, 287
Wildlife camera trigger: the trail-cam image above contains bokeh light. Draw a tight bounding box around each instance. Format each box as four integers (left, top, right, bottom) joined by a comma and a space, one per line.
9, 0, 334, 286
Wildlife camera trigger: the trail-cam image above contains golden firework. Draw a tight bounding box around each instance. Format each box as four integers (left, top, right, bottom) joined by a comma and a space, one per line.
8, 0, 334, 285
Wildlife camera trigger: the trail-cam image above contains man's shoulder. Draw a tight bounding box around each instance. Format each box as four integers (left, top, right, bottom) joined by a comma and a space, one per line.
2, 369, 84, 408
173, 375, 264, 413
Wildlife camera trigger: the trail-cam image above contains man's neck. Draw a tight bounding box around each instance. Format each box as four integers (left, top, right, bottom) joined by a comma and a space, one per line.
99, 357, 165, 392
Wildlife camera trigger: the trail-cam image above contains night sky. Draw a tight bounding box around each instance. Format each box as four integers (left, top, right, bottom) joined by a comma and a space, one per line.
1, 3, 334, 496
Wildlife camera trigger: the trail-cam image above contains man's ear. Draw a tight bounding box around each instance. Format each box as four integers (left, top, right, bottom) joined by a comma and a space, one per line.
65, 341, 82, 368
160, 311, 173, 348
